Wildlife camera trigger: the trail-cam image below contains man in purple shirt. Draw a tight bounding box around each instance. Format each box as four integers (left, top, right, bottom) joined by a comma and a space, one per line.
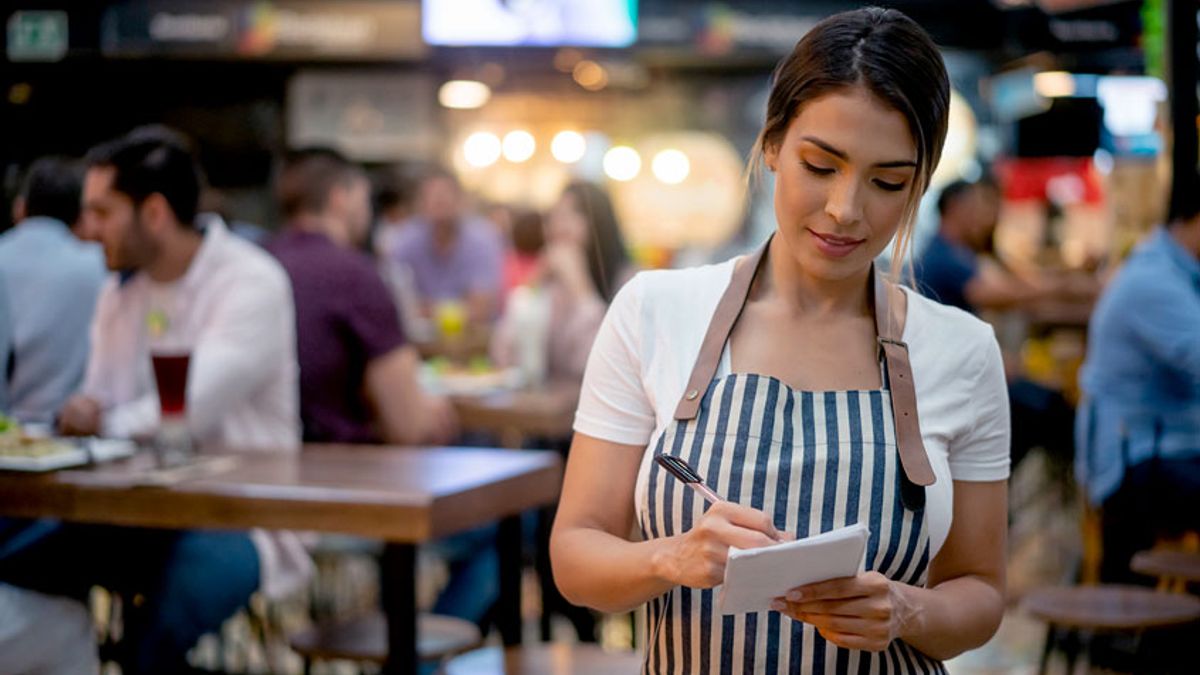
267, 149, 455, 445
390, 168, 505, 327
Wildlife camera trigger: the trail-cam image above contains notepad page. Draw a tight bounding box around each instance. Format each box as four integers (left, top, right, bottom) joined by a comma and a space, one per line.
717, 522, 869, 615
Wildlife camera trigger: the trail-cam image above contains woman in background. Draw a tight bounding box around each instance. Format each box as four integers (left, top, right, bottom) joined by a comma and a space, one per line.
492, 181, 633, 382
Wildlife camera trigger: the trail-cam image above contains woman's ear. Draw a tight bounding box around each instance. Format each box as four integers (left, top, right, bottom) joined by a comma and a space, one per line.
763, 141, 779, 173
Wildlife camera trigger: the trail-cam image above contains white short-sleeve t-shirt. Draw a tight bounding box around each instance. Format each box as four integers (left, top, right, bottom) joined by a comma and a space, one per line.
574, 257, 1011, 556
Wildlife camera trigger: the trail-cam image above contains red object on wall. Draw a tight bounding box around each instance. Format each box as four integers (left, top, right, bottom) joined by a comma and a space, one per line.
993, 156, 1105, 205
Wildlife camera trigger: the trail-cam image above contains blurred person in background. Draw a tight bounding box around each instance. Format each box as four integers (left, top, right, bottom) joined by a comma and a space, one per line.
270, 150, 493, 630
918, 177, 1078, 312
916, 177, 1078, 469
0, 157, 106, 425
0, 127, 309, 675
502, 208, 544, 294
388, 166, 505, 330
0, 581, 99, 675
1076, 173, 1200, 585
370, 166, 415, 259
267, 148, 456, 445
0, 276, 10, 411
198, 188, 270, 245
491, 182, 633, 382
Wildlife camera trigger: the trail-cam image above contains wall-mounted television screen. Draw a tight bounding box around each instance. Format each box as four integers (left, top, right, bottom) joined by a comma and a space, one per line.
423, 0, 637, 47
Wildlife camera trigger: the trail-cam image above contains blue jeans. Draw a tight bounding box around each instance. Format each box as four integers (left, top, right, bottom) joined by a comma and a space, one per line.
0, 521, 259, 675
428, 523, 499, 626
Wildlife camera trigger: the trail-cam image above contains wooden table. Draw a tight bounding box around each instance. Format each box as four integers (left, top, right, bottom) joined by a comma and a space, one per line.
0, 444, 563, 674
452, 381, 580, 449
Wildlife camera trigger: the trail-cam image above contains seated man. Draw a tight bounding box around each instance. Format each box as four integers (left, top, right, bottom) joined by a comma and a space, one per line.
0, 127, 309, 675
389, 167, 505, 330
1077, 176, 1200, 584
916, 177, 1081, 469
268, 151, 497, 628
0, 283, 100, 675
267, 149, 455, 445
0, 156, 106, 424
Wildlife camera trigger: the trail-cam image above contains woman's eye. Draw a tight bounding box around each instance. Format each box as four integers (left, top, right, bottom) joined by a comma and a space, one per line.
801, 161, 834, 176
874, 179, 906, 192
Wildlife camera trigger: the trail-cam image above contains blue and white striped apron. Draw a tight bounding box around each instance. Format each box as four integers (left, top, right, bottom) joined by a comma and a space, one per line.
637, 377, 943, 674
634, 238, 943, 674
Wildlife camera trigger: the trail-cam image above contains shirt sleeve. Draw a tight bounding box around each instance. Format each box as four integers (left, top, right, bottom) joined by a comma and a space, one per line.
1122, 273, 1200, 380
947, 327, 1012, 481
345, 265, 407, 362
918, 242, 978, 310
573, 274, 656, 446
467, 230, 504, 296
185, 267, 296, 440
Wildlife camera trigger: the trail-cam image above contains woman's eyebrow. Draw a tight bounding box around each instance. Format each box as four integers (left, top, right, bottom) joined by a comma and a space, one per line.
800, 135, 917, 169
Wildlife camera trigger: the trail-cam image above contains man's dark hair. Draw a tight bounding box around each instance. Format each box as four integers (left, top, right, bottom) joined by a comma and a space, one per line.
19, 156, 83, 225
417, 164, 461, 191
85, 125, 204, 226
1168, 170, 1200, 225
276, 147, 366, 220
936, 179, 975, 217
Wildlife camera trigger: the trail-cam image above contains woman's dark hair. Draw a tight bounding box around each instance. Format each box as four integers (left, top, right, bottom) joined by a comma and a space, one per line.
86, 125, 205, 227
562, 181, 630, 302
511, 209, 545, 256
755, 7, 950, 272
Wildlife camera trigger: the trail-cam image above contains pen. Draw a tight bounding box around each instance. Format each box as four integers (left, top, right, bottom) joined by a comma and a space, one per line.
655, 454, 724, 504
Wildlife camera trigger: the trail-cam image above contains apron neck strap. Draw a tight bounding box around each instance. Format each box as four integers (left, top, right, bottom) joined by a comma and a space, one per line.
671, 235, 935, 487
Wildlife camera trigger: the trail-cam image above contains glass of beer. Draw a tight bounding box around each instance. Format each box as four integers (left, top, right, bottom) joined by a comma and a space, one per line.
147, 307, 193, 466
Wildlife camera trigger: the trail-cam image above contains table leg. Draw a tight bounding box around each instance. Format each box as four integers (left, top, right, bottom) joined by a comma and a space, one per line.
380, 543, 417, 675
497, 514, 523, 645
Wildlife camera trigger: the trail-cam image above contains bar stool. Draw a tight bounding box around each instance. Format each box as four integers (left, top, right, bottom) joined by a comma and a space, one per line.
289, 611, 483, 674
1132, 549, 1200, 593
1021, 585, 1200, 674
443, 644, 643, 675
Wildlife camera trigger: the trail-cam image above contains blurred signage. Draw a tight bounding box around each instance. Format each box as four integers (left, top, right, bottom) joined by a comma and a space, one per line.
6, 10, 68, 62
287, 71, 437, 161
639, 3, 815, 56
101, 1, 423, 60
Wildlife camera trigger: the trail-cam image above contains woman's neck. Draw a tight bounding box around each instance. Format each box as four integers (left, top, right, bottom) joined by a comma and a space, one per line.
759, 235, 872, 318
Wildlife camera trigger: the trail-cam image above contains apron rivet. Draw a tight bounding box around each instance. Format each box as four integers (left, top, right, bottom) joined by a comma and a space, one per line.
686, 389, 699, 400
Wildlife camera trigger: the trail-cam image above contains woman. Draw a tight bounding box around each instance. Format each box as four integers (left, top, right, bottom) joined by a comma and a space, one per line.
492, 182, 633, 381
551, 8, 1009, 674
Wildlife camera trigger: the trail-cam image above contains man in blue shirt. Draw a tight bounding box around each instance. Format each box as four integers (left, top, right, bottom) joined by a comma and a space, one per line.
0, 157, 106, 424
1077, 176, 1200, 583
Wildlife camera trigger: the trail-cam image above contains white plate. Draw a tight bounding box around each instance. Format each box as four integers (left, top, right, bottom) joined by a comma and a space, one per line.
0, 438, 136, 472
420, 366, 525, 397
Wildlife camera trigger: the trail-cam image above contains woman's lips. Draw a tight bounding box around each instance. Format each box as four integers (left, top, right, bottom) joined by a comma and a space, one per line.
808, 229, 865, 258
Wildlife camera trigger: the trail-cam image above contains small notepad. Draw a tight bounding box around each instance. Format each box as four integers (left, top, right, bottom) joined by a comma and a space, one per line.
717, 522, 870, 615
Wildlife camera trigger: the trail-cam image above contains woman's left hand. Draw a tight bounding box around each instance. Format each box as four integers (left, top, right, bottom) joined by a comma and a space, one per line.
770, 572, 914, 652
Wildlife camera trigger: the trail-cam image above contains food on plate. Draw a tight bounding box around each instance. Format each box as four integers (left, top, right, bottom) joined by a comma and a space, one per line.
0, 415, 75, 457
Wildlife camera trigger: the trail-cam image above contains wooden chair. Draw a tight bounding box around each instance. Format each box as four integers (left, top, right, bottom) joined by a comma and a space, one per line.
443, 644, 643, 675
289, 611, 483, 675
1021, 585, 1200, 674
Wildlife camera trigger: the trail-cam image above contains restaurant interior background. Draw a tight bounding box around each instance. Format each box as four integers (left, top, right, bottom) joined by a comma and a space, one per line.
1, 0, 1198, 673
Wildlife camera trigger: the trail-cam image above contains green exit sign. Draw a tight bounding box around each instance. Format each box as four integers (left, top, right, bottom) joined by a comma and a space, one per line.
7, 11, 68, 62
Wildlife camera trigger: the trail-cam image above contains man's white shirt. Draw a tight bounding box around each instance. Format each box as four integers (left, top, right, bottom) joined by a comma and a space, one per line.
81, 219, 310, 597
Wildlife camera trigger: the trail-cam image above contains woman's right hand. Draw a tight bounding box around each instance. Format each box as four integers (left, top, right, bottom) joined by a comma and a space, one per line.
652, 501, 788, 589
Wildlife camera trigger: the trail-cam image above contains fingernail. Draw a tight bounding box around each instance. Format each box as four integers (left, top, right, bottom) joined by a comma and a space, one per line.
787, 590, 803, 602
770, 600, 785, 612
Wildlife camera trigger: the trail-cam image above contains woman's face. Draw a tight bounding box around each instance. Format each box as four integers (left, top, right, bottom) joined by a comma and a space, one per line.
546, 191, 588, 247
765, 86, 918, 282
